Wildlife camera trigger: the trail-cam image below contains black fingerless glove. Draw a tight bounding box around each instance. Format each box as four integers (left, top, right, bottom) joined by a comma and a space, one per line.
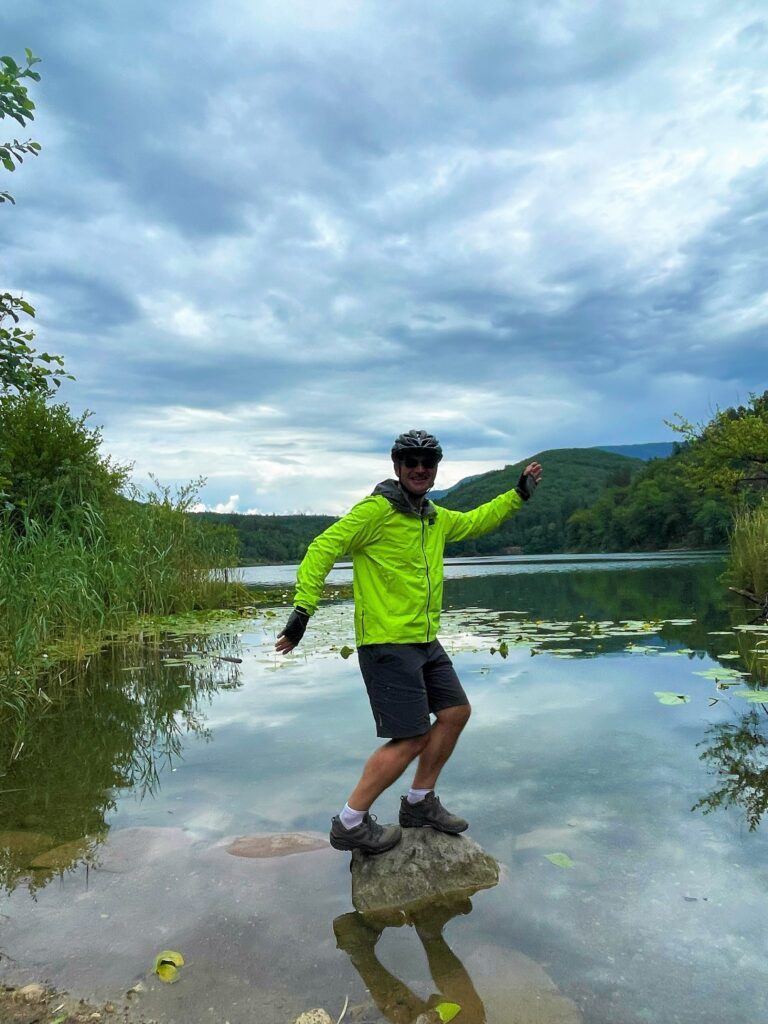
281, 607, 310, 645
515, 471, 538, 502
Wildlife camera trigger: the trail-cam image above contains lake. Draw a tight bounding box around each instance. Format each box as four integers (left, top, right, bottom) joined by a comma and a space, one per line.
2, 552, 768, 1024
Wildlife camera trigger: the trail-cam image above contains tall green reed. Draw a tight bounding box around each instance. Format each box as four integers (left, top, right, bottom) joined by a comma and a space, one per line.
0, 482, 244, 731
728, 499, 768, 599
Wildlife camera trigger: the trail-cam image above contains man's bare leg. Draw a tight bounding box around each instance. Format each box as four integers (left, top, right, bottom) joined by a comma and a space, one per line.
346, 733, 430, 811
411, 704, 471, 790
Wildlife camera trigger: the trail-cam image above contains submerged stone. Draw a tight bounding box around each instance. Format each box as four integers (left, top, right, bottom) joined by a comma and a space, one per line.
29, 838, 95, 871
226, 833, 328, 858
351, 829, 499, 912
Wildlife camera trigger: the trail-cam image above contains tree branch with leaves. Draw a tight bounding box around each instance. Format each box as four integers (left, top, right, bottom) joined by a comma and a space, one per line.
1, 48, 73, 398
666, 392, 768, 508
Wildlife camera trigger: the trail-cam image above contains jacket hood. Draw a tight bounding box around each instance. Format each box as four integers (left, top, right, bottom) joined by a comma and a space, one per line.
372, 478, 435, 518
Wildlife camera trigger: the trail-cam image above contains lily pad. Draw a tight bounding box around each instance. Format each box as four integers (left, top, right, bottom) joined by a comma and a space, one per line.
654, 692, 690, 705
544, 852, 574, 868
693, 668, 746, 680
732, 690, 768, 703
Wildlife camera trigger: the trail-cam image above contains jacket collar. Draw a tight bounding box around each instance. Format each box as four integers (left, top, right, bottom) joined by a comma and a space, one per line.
372, 478, 435, 519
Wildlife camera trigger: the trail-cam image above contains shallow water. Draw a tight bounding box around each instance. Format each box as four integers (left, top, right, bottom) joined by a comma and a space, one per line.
2, 553, 768, 1024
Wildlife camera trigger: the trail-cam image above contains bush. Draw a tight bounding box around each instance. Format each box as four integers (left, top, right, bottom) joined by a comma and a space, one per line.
0, 400, 244, 715
0, 393, 128, 523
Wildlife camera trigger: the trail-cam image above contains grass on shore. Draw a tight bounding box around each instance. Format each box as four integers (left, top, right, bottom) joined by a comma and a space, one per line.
728, 499, 768, 599
0, 492, 248, 735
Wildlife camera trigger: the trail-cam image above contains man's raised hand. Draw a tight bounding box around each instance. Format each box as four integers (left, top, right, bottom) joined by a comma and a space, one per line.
516, 461, 543, 501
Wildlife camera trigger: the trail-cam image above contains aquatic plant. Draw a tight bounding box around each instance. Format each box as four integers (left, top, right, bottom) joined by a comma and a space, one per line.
727, 499, 768, 606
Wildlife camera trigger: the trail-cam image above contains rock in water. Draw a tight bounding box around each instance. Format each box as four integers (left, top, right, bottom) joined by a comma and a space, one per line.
351, 829, 499, 912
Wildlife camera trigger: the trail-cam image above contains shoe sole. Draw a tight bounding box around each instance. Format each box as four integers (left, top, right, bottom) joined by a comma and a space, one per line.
329, 832, 402, 854
399, 818, 468, 834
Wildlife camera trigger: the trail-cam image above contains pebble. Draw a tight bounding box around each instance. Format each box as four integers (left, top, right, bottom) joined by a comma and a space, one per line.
17, 983, 46, 1002
292, 1011, 334, 1024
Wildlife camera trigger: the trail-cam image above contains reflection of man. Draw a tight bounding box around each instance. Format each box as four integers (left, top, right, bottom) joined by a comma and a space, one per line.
276, 429, 542, 854
333, 897, 486, 1024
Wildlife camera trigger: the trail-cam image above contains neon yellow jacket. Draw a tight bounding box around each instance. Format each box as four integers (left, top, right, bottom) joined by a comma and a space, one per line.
294, 481, 524, 646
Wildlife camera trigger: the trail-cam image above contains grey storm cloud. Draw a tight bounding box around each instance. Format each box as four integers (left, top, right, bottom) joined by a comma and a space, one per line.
2, 0, 767, 512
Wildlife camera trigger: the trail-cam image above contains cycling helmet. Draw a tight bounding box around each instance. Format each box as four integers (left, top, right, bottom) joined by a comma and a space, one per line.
391, 429, 443, 462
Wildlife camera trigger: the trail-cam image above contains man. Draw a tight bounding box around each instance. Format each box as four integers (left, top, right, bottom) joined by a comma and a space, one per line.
276, 429, 542, 854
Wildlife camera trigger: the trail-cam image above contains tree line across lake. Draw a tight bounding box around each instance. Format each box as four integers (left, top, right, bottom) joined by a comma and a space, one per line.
196, 418, 754, 565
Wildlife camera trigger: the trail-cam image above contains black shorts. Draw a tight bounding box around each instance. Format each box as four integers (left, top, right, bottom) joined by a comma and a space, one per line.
357, 640, 469, 739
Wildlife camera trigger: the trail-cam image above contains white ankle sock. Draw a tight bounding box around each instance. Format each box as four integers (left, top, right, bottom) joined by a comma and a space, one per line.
406, 787, 432, 805
339, 803, 366, 829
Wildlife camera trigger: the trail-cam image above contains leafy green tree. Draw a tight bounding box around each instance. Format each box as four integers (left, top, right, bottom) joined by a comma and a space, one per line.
667, 392, 768, 507
1, 49, 72, 399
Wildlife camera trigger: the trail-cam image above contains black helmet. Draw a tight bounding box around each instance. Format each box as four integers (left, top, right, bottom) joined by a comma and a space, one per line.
391, 429, 443, 462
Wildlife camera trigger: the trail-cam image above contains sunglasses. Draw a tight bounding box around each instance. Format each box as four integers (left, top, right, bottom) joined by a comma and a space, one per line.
401, 454, 438, 469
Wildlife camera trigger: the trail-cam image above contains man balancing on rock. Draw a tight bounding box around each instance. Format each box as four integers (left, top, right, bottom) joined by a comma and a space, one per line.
275, 429, 542, 855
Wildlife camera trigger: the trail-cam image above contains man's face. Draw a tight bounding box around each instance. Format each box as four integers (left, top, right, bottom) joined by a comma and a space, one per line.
395, 453, 439, 496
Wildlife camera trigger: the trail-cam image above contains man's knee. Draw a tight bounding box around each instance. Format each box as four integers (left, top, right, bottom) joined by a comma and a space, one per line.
436, 703, 471, 729
388, 732, 430, 758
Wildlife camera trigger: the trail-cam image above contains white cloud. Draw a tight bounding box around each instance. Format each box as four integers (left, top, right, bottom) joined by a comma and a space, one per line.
4, 0, 767, 513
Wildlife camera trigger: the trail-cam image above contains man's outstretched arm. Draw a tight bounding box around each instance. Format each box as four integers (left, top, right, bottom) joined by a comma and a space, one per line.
440, 461, 543, 543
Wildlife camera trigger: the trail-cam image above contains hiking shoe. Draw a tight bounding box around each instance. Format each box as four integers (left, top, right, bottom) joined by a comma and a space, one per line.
329, 813, 402, 854
399, 792, 468, 834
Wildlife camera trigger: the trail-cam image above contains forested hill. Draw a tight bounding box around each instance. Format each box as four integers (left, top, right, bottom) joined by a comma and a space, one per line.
438, 448, 641, 556
595, 442, 675, 460
192, 512, 336, 565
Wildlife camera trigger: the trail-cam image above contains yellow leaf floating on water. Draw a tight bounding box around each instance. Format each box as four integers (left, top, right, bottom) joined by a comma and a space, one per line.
435, 1001, 462, 1022
153, 949, 185, 983
544, 852, 574, 868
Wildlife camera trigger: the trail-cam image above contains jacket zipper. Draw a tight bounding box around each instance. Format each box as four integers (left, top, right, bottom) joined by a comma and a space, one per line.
361, 607, 366, 645
421, 518, 432, 642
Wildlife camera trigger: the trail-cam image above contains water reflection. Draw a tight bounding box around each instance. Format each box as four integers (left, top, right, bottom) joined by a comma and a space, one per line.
694, 708, 768, 831
0, 633, 241, 895
334, 894, 485, 1024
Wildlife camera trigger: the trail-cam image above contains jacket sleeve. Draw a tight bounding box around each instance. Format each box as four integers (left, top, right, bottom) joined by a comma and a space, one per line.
293, 496, 387, 615
437, 489, 524, 543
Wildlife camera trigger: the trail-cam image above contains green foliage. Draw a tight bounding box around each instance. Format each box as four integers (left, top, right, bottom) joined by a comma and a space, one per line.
0, 293, 74, 399
1, 49, 73, 398
565, 450, 731, 553
667, 391, 768, 507
440, 448, 645, 556
0, 393, 128, 520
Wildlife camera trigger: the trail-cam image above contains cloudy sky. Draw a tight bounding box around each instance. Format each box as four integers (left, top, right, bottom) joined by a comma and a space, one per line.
3, 1, 767, 513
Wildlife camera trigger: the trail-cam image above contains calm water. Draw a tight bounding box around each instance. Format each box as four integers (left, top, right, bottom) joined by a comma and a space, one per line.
2, 553, 768, 1024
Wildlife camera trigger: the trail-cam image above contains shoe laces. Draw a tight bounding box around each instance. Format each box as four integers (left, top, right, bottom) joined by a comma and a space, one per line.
364, 813, 383, 837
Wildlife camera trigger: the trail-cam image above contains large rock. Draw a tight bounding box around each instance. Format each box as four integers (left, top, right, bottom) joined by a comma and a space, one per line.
351, 828, 499, 912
